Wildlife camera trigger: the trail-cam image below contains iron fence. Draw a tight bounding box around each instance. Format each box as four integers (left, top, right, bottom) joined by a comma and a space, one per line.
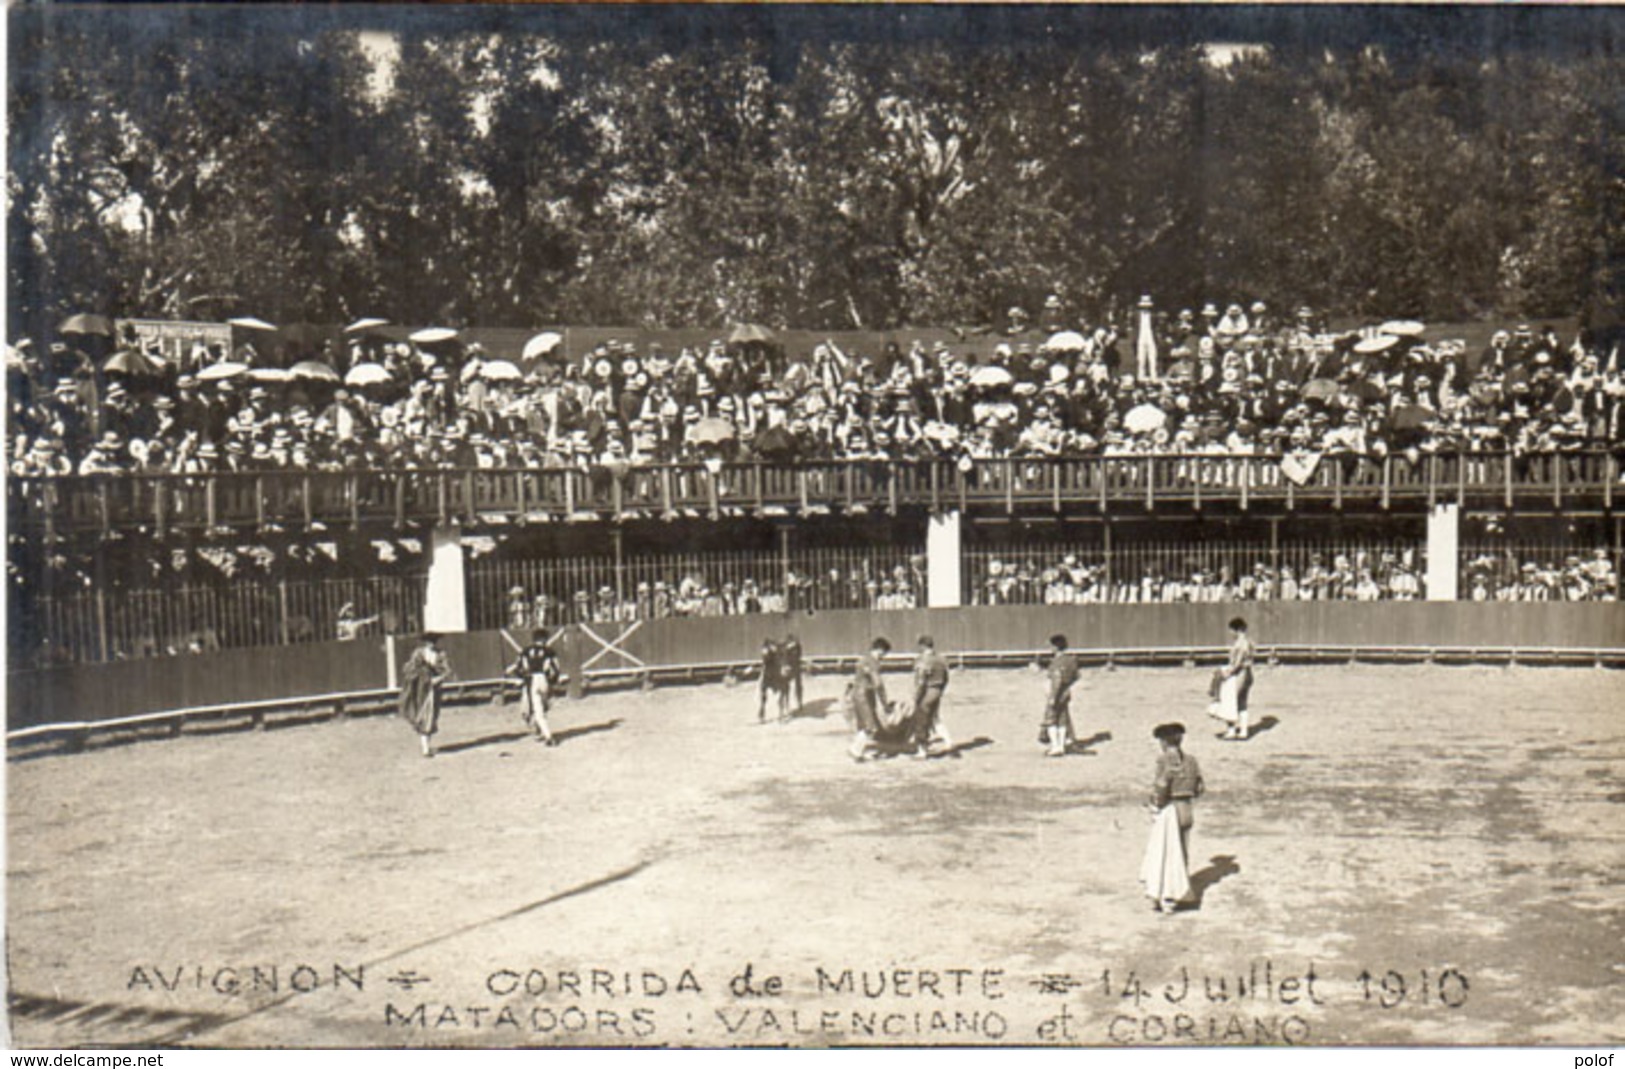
468, 543, 927, 630
12, 575, 426, 668
965, 534, 1430, 604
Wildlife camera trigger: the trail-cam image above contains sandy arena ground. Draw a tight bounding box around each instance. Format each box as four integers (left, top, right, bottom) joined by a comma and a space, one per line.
6, 662, 1623, 1048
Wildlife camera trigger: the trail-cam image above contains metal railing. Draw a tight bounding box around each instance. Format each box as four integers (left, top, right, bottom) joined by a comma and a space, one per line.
10, 451, 1620, 534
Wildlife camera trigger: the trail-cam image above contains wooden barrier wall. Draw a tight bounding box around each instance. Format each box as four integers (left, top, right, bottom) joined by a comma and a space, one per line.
9, 604, 1625, 732
602, 602, 1625, 668
7, 639, 391, 732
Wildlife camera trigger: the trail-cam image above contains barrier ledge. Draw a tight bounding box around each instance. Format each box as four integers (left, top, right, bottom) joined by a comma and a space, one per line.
6, 687, 401, 747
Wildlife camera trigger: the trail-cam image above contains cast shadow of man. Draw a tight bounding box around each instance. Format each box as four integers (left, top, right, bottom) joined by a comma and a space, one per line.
439, 718, 624, 755
1186, 854, 1241, 909
1069, 730, 1112, 755
788, 697, 840, 721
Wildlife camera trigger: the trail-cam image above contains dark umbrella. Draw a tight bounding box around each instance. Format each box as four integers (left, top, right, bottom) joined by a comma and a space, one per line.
102, 349, 166, 378
278, 322, 330, 351
59, 313, 114, 337
728, 323, 776, 345
1390, 404, 1434, 433
752, 424, 798, 461
1350, 380, 1387, 403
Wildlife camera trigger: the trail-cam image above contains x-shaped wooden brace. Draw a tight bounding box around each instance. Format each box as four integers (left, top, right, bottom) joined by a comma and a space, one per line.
579, 620, 646, 670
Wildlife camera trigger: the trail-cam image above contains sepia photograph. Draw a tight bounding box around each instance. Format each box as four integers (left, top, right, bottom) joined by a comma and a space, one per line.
4, 2, 1623, 1052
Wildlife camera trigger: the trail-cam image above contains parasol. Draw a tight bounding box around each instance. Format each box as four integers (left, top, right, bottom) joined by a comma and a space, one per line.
728, 323, 776, 345
1123, 403, 1168, 434
278, 322, 329, 349
102, 349, 166, 377
1390, 404, 1434, 433
58, 313, 114, 337
1353, 335, 1399, 355
1301, 378, 1339, 402
689, 416, 737, 445
968, 365, 1013, 388
289, 360, 341, 383
227, 317, 278, 332
1043, 331, 1087, 352
1379, 320, 1426, 338
343, 318, 390, 334
196, 360, 249, 382
478, 359, 523, 382
249, 367, 291, 383
344, 362, 393, 387
522, 332, 565, 361
409, 327, 459, 344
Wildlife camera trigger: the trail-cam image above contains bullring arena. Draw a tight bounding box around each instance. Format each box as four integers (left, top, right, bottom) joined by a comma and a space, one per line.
7, 632, 1624, 1048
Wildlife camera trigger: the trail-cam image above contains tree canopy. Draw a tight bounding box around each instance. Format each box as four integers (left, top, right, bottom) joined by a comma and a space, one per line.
8, 6, 1623, 338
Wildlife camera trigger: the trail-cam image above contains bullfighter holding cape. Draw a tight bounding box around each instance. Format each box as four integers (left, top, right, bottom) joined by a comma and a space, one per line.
1140, 722, 1205, 912
400, 632, 452, 758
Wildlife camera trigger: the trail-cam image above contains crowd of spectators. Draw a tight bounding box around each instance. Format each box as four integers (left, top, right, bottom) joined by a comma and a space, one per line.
1463, 548, 1618, 602
970, 550, 1429, 603
9, 299, 1624, 481
502, 560, 926, 629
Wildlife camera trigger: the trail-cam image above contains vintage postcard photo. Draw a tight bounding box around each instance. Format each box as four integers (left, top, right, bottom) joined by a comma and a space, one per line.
5, 3, 1622, 1050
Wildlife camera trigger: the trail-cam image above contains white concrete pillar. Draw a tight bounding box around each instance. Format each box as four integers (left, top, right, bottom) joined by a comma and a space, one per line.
1426, 504, 1460, 601
927, 511, 964, 608
424, 524, 469, 631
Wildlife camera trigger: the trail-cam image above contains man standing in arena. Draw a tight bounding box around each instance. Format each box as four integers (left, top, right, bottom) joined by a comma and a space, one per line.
782, 632, 805, 715
507, 629, 562, 746
1212, 616, 1256, 741
1042, 633, 1080, 757
758, 636, 788, 723
911, 635, 952, 758
848, 636, 892, 761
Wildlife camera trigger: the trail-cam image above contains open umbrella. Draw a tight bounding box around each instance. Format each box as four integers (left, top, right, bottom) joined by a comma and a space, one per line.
1353, 334, 1399, 355
1390, 404, 1434, 433
1043, 330, 1087, 352
968, 365, 1013, 388
478, 359, 523, 382
278, 322, 329, 350
289, 360, 341, 383
102, 349, 166, 377
409, 327, 459, 344
1302, 378, 1340, 402
1379, 320, 1426, 338
59, 313, 114, 336
1350, 379, 1387, 403
728, 323, 776, 345
344, 317, 390, 334
344, 362, 393, 387
751, 424, 798, 461
689, 416, 737, 445
227, 317, 278, 332
1124, 403, 1168, 434
250, 367, 291, 383
196, 360, 249, 382
522, 331, 565, 361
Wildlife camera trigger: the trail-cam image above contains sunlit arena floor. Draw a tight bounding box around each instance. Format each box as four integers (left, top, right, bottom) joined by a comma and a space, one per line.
6, 663, 1623, 1048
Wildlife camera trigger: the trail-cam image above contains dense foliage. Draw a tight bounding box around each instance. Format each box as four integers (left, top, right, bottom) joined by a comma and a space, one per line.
9, 7, 1623, 337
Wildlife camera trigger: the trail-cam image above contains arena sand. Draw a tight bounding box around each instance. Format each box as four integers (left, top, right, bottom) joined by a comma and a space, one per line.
6, 663, 1622, 1047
